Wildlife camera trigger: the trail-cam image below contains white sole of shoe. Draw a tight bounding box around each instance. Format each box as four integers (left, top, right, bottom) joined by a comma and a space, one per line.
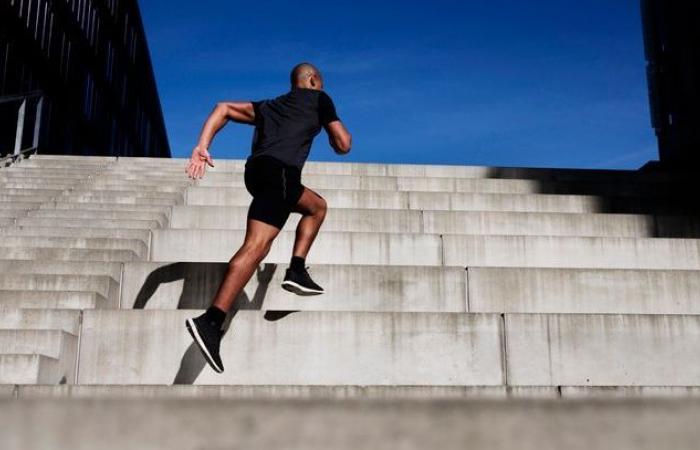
185, 318, 224, 373
281, 280, 325, 296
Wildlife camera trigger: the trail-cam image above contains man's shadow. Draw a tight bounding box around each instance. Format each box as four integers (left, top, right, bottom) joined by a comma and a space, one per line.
132, 262, 298, 384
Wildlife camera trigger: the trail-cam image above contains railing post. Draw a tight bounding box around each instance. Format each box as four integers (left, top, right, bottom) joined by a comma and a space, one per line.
32, 97, 44, 153
13, 99, 27, 158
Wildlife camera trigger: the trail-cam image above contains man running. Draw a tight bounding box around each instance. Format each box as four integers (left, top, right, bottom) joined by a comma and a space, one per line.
183, 63, 352, 373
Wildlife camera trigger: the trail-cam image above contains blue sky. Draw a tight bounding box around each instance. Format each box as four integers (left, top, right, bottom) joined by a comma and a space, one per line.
140, 0, 656, 169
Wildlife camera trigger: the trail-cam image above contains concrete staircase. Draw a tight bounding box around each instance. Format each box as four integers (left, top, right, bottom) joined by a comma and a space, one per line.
1, 154, 699, 398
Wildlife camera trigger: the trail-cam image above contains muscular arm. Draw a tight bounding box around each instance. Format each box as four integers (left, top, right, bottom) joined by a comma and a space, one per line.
196, 101, 256, 150
325, 120, 352, 154
186, 101, 256, 179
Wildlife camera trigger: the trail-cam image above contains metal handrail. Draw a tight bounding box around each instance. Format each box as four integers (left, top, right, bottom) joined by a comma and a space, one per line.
0, 91, 45, 167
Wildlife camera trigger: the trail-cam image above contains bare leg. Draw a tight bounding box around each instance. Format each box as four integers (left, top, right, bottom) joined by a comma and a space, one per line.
210, 219, 280, 312
291, 187, 327, 259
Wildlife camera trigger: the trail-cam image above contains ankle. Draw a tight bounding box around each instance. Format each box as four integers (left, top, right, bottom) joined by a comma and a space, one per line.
290, 255, 306, 272
203, 306, 226, 330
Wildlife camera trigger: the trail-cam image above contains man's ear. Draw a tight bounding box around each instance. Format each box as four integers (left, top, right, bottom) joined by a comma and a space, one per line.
310, 76, 317, 88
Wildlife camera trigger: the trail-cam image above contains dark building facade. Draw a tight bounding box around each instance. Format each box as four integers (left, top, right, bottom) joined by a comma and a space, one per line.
641, 0, 700, 167
0, 0, 170, 157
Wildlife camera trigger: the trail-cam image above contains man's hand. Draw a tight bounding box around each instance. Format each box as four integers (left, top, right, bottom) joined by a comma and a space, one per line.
185, 146, 215, 179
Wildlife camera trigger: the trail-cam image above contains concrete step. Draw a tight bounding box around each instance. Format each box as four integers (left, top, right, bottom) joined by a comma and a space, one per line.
468, 267, 700, 314
175, 174, 695, 197
0, 202, 42, 210
25, 208, 168, 226
171, 206, 421, 233
186, 187, 698, 215
505, 314, 700, 386
0, 174, 97, 184
0, 291, 106, 309
0, 236, 147, 259
14, 384, 700, 400
0, 274, 118, 306
38, 201, 172, 214
59, 189, 184, 204
0, 260, 121, 279
0, 181, 81, 190
150, 229, 700, 269
0, 188, 64, 197
171, 205, 685, 237
83, 182, 189, 193
442, 234, 700, 269
120, 262, 467, 312
14, 384, 558, 400
0, 354, 60, 384
14, 217, 162, 229
0, 329, 76, 358
0, 247, 139, 262
24, 154, 116, 162
77, 310, 503, 385
151, 229, 443, 265
0, 194, 52, 203
119, 262, 700, 314
1, 226, 151, 244
2, 396, 700, 450
0, 209, 25, 218
0, 308, 80, 334
109, 156, 684, 182
55, 191, 181, 205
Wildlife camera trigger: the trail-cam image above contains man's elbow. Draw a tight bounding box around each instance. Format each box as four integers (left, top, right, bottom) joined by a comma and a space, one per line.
335, 134, 352, 154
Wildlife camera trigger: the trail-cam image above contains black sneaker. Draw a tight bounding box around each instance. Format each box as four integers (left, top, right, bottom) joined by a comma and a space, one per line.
185, 314, 224, 373
281, 267, 325, 295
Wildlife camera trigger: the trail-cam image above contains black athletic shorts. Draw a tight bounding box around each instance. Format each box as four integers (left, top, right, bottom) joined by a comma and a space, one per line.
244, 155, 305, 229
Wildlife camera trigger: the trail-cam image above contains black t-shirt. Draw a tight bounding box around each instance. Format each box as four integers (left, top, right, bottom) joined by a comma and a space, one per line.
249, 88, 340, 170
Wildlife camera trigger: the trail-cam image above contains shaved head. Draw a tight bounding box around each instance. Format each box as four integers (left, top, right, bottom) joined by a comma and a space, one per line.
290, 62, 323, 89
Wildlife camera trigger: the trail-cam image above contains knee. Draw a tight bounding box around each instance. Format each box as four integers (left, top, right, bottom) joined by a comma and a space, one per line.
314, 197, 328, 219
231, 238, 273, 266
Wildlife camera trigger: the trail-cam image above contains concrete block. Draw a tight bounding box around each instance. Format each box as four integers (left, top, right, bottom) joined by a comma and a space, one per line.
150, 229, 443, 265
505, 314, 700, 386
423, 211, 656, 237
468, 268, 700, 314
77, 310, 504, 385
120, 262, 467, 312
442, 235, 700, 269
169, 206, 422, 233
0, 330, 77, 384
